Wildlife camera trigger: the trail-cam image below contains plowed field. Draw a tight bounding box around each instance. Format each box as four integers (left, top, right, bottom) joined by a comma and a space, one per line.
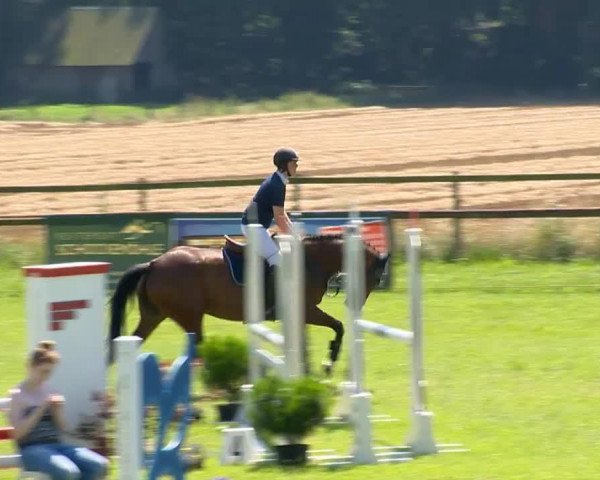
2, 105, 600, 217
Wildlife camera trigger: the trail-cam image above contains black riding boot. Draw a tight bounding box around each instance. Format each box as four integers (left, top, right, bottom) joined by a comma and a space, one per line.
264, 264, 276, 320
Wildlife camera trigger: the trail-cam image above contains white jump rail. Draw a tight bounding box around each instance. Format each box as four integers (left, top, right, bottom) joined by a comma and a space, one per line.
355, 319, 414, 342
344, 220, 437, 464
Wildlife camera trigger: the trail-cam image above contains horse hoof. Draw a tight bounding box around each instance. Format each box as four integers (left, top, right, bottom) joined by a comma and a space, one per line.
321, 360, 333, 377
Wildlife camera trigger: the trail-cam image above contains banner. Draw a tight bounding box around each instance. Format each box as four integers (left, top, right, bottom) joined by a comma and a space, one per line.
318, 220, 389, 255
47, 214, 170, 289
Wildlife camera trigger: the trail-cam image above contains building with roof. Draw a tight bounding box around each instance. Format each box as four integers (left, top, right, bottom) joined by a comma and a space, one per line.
11, 6, 177, 102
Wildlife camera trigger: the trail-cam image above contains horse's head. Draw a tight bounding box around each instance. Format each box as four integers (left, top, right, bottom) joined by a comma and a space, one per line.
302, 233, 389, 300
364, 247, 390, 299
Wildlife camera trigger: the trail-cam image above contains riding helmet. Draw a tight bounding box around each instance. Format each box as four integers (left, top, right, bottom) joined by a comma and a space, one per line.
273, 147, 299, 170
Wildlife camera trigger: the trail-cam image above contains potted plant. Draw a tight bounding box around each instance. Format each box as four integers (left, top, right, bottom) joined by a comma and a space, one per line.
200, 335, 248, 422
250, 375, 331, 465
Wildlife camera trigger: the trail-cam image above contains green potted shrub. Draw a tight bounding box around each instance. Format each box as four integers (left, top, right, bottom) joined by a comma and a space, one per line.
250, 375, 332, 465
200, 335, 248, 422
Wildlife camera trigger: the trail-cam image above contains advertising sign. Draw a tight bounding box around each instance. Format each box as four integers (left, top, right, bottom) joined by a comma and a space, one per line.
47, 214, 170, 289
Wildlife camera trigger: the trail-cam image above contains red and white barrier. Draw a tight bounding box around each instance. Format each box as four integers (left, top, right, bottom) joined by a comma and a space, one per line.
23, 262, 110, 430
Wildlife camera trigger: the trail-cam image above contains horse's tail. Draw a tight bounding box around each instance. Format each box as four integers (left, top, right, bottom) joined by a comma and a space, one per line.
109, 262, 151, 342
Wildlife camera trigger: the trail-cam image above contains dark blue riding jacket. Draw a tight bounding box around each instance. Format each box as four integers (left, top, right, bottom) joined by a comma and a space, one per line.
242, 172, 286, 229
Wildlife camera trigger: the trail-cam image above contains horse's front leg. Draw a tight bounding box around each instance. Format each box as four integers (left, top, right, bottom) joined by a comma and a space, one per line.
306, 305, 344, 376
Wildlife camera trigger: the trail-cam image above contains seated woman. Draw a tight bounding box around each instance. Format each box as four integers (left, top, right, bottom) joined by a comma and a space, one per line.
7, 340, 108, 480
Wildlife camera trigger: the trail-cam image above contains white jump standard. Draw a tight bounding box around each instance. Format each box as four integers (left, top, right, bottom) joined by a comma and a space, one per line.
245, 223, 304, 382
222, 223, 305, 464
344, 222, 437, 464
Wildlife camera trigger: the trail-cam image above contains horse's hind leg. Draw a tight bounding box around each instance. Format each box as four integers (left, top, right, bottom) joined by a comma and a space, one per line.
125, 270, 165, 344
306, 305, 344, 376
131, 300, 166, 344
170, 310, 205, 357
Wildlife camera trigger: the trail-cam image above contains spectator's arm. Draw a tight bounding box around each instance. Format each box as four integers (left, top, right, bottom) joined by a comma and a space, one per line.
8, 391, 49, 441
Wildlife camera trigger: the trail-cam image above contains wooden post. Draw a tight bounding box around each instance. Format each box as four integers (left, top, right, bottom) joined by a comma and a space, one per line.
138, 178, 147, 212
98, 193, 107, 213
451, 172, 462, 259
293, 182, 301, 212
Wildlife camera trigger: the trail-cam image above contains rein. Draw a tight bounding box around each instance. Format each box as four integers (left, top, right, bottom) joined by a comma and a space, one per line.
326, 272, 345, 297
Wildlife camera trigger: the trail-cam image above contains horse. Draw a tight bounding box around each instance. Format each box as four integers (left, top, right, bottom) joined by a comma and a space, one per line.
109, 233, 389, 374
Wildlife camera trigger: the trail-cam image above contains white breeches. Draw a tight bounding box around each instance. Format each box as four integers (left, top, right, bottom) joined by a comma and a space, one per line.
241, 224, 281, 266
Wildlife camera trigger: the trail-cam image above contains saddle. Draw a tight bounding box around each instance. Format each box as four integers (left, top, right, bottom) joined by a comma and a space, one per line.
222, 235, 276, 319
224, 233, 278, 255
224, 235, 244, 254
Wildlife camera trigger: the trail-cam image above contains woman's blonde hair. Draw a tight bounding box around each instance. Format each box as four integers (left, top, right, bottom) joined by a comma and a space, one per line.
30, 340, 60, 366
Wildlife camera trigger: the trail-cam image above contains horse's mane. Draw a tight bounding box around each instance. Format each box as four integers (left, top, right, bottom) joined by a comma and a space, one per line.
303, 233, 381, 257
303, 233, 344, 243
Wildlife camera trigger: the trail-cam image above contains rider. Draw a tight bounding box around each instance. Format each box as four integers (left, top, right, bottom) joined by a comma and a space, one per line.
241, 147, 299, 316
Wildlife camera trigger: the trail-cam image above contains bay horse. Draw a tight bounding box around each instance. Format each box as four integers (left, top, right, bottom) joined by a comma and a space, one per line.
109, 234, 389, 374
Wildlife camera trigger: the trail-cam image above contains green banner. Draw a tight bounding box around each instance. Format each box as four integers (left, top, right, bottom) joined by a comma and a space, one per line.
47, 213, 170, 289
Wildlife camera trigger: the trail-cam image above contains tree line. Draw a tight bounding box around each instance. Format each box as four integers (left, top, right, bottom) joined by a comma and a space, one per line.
1, 0, 600, 98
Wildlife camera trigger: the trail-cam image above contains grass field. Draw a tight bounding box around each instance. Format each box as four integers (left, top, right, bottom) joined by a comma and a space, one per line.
0, 92, 349, 123
1, 250, 600, 480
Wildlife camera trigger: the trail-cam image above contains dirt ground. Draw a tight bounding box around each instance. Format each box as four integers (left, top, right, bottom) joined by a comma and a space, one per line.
2, 104, 600, 219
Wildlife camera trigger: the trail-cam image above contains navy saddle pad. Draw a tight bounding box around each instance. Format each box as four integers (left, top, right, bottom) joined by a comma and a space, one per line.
223, 247, 244, 285
223, 246, 273, 286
